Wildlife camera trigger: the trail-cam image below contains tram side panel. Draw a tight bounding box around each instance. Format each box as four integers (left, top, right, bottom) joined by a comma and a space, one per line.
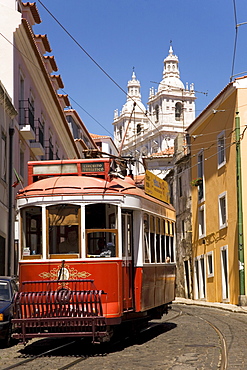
134, 264, 176, 312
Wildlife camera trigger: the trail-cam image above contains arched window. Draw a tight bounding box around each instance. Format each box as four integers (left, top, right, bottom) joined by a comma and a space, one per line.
175, 102, 183, 121
155, 105, 159, 122
119, 126, 122, 140
136, 124, 141, 135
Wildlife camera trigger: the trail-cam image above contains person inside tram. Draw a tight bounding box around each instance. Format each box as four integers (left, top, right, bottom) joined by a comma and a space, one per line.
95, 238, 115, 257
59, 226, 78, 254
95, 237, 105, 255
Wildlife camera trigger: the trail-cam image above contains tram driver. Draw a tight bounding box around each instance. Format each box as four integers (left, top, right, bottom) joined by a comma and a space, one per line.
59, 226, 78, 254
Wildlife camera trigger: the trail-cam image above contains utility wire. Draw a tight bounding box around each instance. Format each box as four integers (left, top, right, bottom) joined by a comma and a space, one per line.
0, 31, 113, 137
37, 0, 193, 141
231, 0, 239, 81
37, 0, 161, 135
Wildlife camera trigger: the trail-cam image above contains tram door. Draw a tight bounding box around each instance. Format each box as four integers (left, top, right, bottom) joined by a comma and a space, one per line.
122, 212, 134, 311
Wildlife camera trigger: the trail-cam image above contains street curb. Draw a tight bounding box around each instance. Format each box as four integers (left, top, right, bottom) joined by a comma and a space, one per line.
173, 297, 247, 314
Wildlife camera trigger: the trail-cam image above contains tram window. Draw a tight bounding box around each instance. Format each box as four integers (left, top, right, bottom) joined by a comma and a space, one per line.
150, 233, 155, 262
166, 235, 170, 260
144, 213, 150, 263
160, 219, 165, 262
165, 220, 169, 235
161, 234, 166, 262
122, 212, 133, 258
150, 216, 155, 262
127, 214, 132, 257
122, 214, 126, 257
156, 218, 161, 263
85, 204, 106, 228
85, 204, 117, 230
47, 204, 80, 255
86, 230, 117, 257
170, 236, 174, 262
21, 206, 42, 256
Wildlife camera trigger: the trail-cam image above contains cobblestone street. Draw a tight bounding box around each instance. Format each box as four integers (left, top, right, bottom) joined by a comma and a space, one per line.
2, 303, 247, 369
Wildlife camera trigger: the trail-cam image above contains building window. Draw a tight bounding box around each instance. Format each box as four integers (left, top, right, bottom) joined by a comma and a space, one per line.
194, 255, 206, 299
20, 149, 24, 178
218, 192, 227, 229
197, 151, 204, 201
217, 131, 225, 168
178, 176, 182, 197
49, 136, 53, 160
136, 124, 141, 135
207, 251, 214, 277
221, 246, 229, 301
198, 205, 205, 238
184, 260, 191, 299
1, 133, 7, 181
175, 102, 183, 121
155, 105, 159, 122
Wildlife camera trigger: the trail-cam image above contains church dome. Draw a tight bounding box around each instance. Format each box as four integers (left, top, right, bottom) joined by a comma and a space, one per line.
159, 76, 185, 91
158, 45, 184, 92
121, 71, 146, 114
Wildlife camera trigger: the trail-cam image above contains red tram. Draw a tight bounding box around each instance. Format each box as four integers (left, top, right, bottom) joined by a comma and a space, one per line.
12, 158, 176, 343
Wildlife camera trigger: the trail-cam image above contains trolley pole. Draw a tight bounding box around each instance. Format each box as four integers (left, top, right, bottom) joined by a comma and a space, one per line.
235, 112, 245, 304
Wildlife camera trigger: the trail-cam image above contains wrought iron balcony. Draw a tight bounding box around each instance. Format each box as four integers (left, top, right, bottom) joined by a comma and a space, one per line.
19, 99, 35, 140
30, 119, 45, 156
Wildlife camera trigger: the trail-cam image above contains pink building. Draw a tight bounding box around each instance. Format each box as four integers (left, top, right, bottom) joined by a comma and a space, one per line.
0, 1, 97, 274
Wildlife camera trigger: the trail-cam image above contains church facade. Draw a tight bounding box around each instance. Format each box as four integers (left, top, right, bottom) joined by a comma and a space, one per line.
113, 45, 196, 178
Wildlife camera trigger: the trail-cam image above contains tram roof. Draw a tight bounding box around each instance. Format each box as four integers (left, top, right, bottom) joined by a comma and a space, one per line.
17, 175, 175, 211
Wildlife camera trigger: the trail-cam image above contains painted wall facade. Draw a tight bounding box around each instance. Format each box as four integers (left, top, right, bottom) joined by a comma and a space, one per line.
187, 78, 247, 305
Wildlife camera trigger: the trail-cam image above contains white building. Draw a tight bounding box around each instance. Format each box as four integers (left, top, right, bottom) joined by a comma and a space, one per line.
113, 46, 196, 178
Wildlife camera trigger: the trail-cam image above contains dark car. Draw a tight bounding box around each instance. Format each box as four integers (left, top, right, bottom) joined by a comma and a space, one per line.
0, 276, 18, 346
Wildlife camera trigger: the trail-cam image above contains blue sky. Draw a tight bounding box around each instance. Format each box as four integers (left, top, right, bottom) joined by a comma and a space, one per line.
34, 0, 247, 138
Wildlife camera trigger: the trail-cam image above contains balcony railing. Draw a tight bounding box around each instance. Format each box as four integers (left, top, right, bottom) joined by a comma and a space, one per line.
30, 118, 45, 156
19, 99, 35, 140
19, 99, 35, 131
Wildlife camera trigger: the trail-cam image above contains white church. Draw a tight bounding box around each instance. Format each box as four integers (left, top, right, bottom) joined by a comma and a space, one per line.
112, 45, 196, 178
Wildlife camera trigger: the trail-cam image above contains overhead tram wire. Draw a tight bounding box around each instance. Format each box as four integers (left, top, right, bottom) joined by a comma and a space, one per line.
231, 0, 247, 81
64, 93, 113, 137
231, 0, 239, 82
0, 32, 113, 137
37, 0, 164, 138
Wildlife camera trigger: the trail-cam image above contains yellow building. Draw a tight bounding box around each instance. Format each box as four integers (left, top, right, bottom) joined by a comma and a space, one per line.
187, 76, 247, 305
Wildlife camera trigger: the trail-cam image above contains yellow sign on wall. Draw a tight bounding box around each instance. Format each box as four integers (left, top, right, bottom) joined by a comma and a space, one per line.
144, 170, 170, 203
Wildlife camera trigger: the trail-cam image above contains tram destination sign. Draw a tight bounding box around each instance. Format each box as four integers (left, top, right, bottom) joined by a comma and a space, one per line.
144, 170, 170, 203
81, 162, 105, 172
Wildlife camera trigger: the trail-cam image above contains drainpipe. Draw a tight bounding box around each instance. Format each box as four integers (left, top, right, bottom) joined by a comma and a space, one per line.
7, 125, 15, 276
235, 112, 245, 304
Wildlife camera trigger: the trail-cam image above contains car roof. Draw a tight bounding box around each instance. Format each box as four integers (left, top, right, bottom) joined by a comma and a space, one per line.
0, 276, 16, 282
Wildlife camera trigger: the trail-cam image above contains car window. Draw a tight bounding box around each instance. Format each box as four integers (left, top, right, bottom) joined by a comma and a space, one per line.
0, 281, 10, 301
10, 280, 18, 296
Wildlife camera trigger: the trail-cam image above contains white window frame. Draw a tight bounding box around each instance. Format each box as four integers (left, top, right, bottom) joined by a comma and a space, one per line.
206, 251, 214, 277
194, 254, 206, 299
218, 191, 227, 229
221, 245, 229, 301
1, 132, 7, 181
198, 204, 206, 238
217, 130, 226, 169
197, 150, 204, 202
